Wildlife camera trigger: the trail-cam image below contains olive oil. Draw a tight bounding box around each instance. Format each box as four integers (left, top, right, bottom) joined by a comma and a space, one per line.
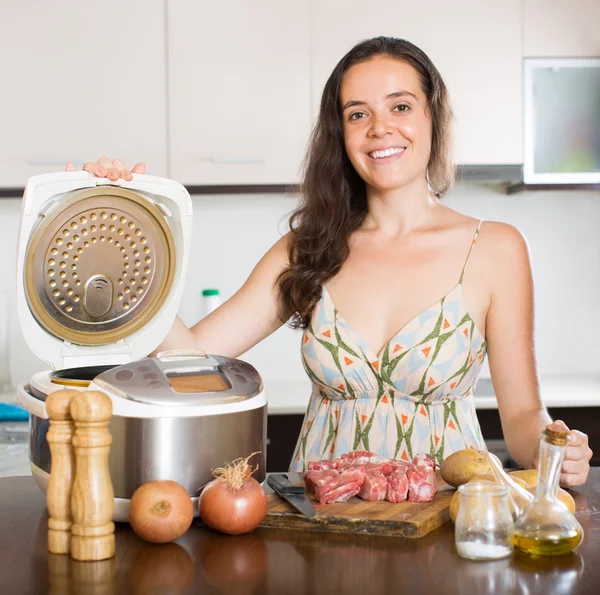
513, 426, 584, 556
513, 528, 582, 556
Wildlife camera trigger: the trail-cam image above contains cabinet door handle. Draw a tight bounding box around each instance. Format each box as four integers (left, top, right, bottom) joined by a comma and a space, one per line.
266, 438, 272, 446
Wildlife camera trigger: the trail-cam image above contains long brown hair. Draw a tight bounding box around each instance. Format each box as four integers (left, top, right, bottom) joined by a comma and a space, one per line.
277, 36, 454, 328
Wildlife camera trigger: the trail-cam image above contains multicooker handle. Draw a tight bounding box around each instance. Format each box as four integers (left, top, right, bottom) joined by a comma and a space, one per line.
155, 349, 208, 362
17, 383, 48, 419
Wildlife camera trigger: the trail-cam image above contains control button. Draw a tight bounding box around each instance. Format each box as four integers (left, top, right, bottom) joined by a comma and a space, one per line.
138, 365, 151, 372
115, 369, 134, 382
148, 381, 162, 389
143, 373, 157, 380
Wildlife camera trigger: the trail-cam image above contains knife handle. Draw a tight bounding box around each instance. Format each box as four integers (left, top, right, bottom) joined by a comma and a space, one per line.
267, 474, 306, 495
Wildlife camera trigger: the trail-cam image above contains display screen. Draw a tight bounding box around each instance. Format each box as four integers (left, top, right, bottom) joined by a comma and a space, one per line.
166, 372, 231, 394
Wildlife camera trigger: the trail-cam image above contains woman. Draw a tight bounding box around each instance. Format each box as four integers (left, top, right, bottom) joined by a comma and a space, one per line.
68, 37, 592, 485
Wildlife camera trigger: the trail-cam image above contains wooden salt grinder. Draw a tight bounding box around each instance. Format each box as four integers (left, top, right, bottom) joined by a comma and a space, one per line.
70, 391, 115, 561
46, 389, 79, 554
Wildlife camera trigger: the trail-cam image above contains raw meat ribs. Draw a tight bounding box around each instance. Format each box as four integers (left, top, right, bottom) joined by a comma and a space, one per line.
407, 453, 438, 503
304, 450, 437, 505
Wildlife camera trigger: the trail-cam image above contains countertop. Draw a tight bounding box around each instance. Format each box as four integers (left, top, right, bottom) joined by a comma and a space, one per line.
2, 374, 599, 418
1, 471, 599, 595
265, 376, 600, 415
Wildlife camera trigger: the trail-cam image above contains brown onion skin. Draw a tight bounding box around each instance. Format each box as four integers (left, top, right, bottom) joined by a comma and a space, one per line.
129, 480, 194, 544
199, 477, 267, 535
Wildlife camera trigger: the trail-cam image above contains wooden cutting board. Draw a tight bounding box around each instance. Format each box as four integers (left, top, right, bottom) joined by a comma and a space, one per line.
260, 470, 455, 538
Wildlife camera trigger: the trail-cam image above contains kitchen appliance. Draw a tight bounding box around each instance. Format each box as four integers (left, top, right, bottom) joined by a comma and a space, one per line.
16, 171, 267, 521
523, 57, 600, 184
267, 473, 316, 518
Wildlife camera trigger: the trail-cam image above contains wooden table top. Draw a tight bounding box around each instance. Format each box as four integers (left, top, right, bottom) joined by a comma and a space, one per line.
1, 470, 599, 595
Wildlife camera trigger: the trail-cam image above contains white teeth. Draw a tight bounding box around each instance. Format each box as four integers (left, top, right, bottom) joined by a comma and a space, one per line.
369, 147, 405, 159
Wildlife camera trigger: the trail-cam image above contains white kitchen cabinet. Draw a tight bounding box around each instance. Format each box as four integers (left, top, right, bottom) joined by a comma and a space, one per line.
167, 0, 312, 186
310, 0, 523, 165
0, 1, 168, 188
523, 0, 600, 58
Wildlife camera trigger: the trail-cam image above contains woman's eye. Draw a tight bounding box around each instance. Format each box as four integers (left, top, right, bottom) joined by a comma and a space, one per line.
349, 111, 366, 121
394, 104, 410, 112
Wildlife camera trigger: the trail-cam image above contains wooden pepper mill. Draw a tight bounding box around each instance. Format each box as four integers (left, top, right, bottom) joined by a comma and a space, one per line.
46, 389, 79, 555
70, 391, 115, 561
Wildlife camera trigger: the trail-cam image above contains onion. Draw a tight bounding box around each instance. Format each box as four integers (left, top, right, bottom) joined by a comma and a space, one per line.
198, 453, 267, 535
129, 480, 194, 544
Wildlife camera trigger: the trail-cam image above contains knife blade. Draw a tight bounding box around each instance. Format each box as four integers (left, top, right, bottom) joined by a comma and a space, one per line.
267, 473, 317, 519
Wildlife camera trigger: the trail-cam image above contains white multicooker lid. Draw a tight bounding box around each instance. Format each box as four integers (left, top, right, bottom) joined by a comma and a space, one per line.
17, 171, 193, 370
22, 350, 266, 418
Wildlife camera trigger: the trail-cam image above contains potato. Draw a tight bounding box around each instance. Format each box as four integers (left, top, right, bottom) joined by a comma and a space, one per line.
469, 473, 528, 489
508, 476, 529, 490
469, 473, 496, 483
449, 479, 495, 523
440, 449, 493, 487
449, 490, 461, 523
526, 486, 576, 514
508, 469, 538, 488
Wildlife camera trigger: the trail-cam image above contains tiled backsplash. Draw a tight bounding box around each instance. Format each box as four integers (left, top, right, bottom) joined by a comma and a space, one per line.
2, 182, 599, 388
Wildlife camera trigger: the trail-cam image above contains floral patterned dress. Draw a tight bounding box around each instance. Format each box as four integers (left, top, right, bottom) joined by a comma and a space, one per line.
289, 220, 488, 472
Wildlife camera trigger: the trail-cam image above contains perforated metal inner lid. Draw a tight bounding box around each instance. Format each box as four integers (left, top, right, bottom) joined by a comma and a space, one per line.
24, 187, 176, 346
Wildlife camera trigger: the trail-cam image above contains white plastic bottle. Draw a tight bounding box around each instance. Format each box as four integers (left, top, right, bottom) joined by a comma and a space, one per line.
200, 288, 221, 318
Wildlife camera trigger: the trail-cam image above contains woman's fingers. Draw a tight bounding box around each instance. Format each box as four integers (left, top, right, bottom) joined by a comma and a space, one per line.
111, 158, 132, 181
131, 161, 146, 174
564, 430, 592, 462
561, 457, 587, 474
97, 157, 119, 180
548, 423, 593, 488
82, 161, 105, 177
68, 158, 146, 179
566, 429, 589, 449
560, 471, 589, 488
548, 419, 570, 433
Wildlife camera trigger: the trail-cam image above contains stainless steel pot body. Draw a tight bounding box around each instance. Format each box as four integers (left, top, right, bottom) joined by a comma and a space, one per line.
28, 386, 267, 499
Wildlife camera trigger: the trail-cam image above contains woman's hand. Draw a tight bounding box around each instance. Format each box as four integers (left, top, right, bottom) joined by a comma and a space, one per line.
65, 158, 146, 181
536, 420, 593, 488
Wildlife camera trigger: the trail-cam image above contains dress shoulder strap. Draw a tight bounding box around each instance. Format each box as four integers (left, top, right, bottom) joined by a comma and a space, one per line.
459, 220, 484, 284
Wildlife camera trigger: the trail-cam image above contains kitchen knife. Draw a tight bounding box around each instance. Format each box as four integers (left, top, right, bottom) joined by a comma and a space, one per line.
267, 473, 317, 519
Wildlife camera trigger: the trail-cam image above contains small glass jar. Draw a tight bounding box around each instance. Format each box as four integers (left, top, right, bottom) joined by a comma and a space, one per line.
455, 482, 514, 560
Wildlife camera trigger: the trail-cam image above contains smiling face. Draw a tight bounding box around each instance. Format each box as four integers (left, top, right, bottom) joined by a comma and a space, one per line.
340, 56, 433, 193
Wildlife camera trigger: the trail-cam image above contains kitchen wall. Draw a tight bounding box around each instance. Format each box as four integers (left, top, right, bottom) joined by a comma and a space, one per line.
2, 182, 599, 388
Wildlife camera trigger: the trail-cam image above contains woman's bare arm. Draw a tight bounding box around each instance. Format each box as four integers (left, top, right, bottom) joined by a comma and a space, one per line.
484, 223, 592, 486
153, 233, 291, 358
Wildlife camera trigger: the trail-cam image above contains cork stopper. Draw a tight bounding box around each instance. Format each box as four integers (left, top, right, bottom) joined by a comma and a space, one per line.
544, 427, 570, 446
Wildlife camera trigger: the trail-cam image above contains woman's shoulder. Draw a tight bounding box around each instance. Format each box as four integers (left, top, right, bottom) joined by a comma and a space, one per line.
478, 220, 530, 259
441, 208, 529, 254
470, 221, 532, 292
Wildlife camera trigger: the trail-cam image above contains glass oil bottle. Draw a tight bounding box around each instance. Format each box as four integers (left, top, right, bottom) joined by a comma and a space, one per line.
513, 428, 583, 555
485, 451, 533, 520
